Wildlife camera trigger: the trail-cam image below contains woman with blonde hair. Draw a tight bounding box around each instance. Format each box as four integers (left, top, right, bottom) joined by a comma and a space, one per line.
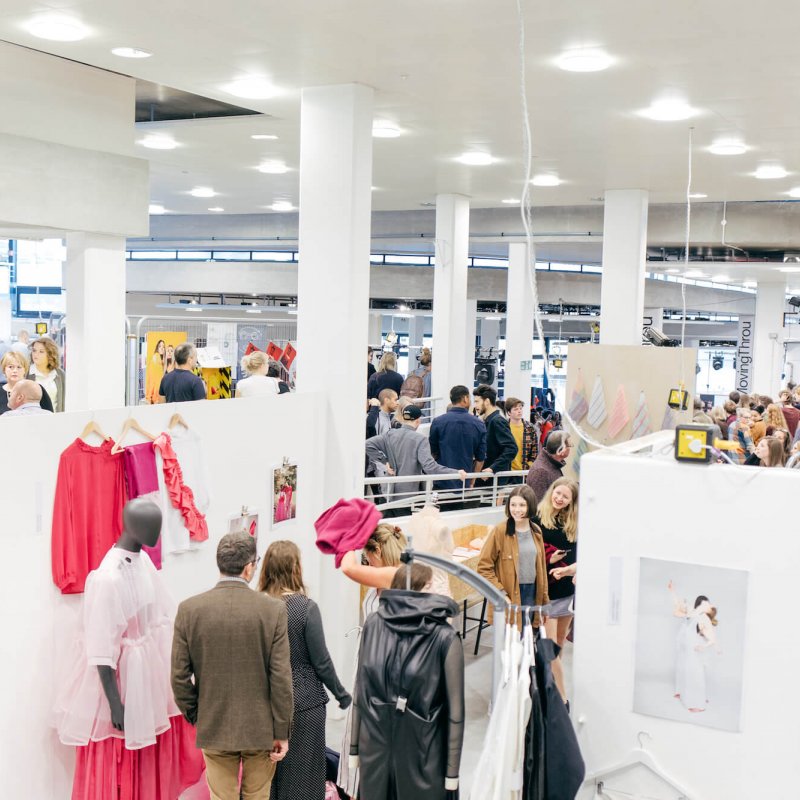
764, 403, 789, 434
367, 350, 404, 400
534, 476, 579, 701
236, 350, 279, 397
258, 541, 351, 800
0, 350, 53, 414
29, 336, 65, 412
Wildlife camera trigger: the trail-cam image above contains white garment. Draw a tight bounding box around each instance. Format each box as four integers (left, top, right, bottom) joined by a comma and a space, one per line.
32, 365, 57, 406
156, 427, 211, 555
4, 402, 50, 416
237, 374, 279, 397
675, 613, 710, 710
405, 506, 455, 598
54, 547, 179, 749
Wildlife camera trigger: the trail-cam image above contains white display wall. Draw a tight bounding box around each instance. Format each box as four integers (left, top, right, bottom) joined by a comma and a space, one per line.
574, 441, 799, 798
0, 394, 335, 799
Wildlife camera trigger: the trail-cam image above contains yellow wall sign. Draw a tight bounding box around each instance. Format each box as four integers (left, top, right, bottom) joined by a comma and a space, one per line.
35, 322, 48, 335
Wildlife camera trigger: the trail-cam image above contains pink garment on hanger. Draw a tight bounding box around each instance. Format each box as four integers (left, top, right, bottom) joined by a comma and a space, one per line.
71, 716, 204, 800
153, 432, 208, 542
123, 442, 162, 569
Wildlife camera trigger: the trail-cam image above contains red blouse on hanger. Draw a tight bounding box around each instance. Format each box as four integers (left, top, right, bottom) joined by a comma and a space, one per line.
51, 438, 127, 594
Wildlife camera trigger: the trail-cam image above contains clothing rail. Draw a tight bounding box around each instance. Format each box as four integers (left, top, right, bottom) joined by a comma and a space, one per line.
364, 469, 530, 512
400, 536, 507, 704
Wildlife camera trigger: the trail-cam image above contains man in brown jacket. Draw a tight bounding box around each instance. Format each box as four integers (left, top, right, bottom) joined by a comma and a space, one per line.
171, 532, 293, 800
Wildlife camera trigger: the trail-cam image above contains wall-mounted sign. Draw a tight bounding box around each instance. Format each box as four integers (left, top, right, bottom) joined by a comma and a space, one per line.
35, 322, 48, 335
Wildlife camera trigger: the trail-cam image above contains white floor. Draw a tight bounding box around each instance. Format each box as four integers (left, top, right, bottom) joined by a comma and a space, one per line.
326, 617, 573, 797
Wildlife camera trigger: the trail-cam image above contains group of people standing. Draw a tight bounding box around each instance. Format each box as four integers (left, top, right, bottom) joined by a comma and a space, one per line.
1, 333, 65, 417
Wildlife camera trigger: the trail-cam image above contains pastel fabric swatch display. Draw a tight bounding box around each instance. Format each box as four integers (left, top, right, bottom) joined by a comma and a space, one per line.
587, 376, 608, 429
123, 442, 162, 569
573, 437, 590, 478
661, 406, 678, 431
606, 385, 630, 439
567, 372, 589, 423
631, 392, 652, 440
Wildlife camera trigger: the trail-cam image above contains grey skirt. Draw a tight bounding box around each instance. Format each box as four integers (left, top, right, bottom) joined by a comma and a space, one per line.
548, 595, 574, 618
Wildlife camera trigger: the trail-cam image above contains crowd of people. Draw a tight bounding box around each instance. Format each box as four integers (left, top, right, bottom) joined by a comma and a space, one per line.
0, 332, 65, 417
696, 387, 800, 467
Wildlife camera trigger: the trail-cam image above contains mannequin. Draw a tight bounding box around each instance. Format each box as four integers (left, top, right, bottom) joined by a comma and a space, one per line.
97, 498, 162, 731
55, 498, 204, 800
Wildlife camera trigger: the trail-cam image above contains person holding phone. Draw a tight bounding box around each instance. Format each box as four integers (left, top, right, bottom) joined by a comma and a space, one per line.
533, 477, 579, 702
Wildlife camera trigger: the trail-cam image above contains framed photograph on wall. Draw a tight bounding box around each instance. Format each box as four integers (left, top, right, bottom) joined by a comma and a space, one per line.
227, 508, 259, 545
272, 461, 297, 527
633, 557, 749, 732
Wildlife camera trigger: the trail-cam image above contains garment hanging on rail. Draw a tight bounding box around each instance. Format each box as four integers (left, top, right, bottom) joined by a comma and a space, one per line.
51, 438, 127, 594
123, 442, 163, 569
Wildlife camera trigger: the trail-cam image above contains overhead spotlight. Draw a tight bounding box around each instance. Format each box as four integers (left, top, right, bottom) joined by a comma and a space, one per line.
712, 355, 724, 370
457, 151, 494, 166
257, 160, 289, 174
148, 204, 167, 215
270, 201, 294, 212
501, 198, 521, 204
111, 47, 152, 58
223, 76, 278, 99
754, 165, 788, 180
556, 47, 613, 73
531, 174, 561, 187
372, 121, 403, 138
688, 193, 707, 199
208, 207, 224, 212
251, 134, 278, 140
640, 98, 696, 121
786, 187, 800, 198
190, 187, 216, 198
708, 139, 747, 156
138, 134, 178, 150
788, 296, 800, 308
27, 13, 89, 41
644, 327, 678, 347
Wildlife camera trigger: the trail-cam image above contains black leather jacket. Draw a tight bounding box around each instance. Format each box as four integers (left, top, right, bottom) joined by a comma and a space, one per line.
351, 590, 464, 800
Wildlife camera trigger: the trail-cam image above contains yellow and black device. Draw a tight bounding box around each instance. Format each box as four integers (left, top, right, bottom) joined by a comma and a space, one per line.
35, 322, 48, 335
674, 424, 715, 463
668, 387, 689, 410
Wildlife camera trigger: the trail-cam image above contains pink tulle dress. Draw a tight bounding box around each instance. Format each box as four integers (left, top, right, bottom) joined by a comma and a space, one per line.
55, 546, 204, 799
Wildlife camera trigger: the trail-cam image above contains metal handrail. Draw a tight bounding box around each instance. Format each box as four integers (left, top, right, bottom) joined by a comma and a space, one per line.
364, 468, 529, 510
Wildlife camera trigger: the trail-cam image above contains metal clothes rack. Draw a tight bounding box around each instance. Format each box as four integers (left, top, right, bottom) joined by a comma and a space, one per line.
401, 535, 508, 702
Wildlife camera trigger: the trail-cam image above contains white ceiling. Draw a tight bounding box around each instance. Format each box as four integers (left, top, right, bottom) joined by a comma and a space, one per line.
2, 1, 800, 215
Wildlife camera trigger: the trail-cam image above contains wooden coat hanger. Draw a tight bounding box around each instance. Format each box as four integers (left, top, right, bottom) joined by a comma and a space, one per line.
79, 417, 110, 443
110, 416, 157, 454
168, 412, 189, 431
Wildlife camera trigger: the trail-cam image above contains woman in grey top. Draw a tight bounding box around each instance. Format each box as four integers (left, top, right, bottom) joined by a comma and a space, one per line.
259, 540, 351, 800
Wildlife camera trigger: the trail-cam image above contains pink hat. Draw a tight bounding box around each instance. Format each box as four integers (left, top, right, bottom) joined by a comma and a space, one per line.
315, 498, 382, 568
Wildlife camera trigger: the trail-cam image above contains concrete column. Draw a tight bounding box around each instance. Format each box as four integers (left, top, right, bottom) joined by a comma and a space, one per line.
600, 189, 649, 345
409, 315, 426, 348
296, 83, 373, 674
367, 313, 382, 349
505, 242, 535, 410
432, 194, 470, 401
753, 280, 787, 397
480, 318, 501, 351
64, 233, 126, 411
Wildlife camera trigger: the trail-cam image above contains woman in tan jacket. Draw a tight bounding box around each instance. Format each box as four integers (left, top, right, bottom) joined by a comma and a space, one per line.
477, 484, 549, 626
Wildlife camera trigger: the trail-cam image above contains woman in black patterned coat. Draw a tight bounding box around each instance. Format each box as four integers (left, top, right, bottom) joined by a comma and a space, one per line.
258, 540, 352, 800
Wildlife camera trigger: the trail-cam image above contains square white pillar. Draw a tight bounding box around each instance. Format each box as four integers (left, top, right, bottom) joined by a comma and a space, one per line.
600, 189, 649, 345
505, 242, 534, 411
753, 280, 787, 397
432, 193, 470, 402
464, 298, 478, 391
64, 233, 126, 411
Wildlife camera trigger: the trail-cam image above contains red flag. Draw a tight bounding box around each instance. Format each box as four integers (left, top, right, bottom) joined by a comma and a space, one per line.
280, 342, 297, 370
266, 341, 283, 361
244, 342, 261, 355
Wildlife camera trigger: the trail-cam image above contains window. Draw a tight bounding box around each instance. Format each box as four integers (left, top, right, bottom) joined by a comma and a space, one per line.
130, 250, 177, 260
252, 251, 296, 262
211, 251, 251, 261
177, 251, 212, 260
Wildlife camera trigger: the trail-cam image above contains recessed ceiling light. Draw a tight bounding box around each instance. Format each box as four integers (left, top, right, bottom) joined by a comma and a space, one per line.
138, 133, 178, 150
373, 121, 403, 138
708, 139, 748, 156
786, 187, 800, 198
712, 274, 731, 282
27, 14, 89, 41
257, 160, 289, 174
208, 207, 224, 212
190, 187, 216, 198
640, 98, 697, 121
754, 165, 788, 180
111, 47, 152, 59
223, 77, 278, 100
456, 152, 494, 166
555, 48, 613, 73
502, 198, 521, 204
743, 280, 757, 288
665, 268, 681, 274
270, 201, 294, 212
148, 204, 166, 215
688, 193, 707, 199
685, 269, 706, 278
531, 174, 561, 187
251, 134, 278, 140
245, 304, 262, 314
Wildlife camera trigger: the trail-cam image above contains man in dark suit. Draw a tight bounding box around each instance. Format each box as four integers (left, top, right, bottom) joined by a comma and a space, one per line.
171, 532, 293, 800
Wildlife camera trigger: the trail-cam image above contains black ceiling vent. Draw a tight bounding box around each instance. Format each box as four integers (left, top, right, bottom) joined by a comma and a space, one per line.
135, 79, 263, 123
